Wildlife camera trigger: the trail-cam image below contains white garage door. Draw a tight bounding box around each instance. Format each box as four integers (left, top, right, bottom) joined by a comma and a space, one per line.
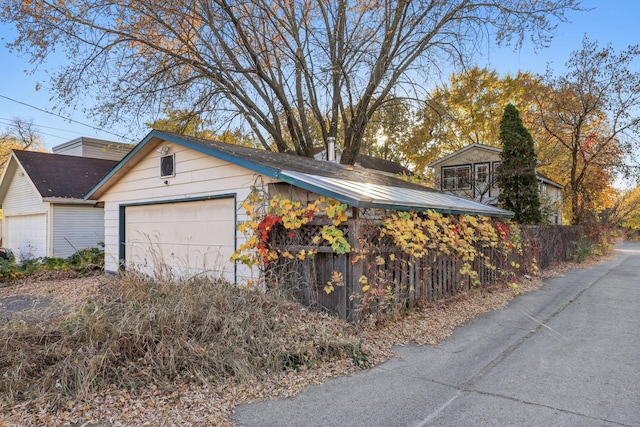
124, 198, 235, 281
6, 213, 47, 261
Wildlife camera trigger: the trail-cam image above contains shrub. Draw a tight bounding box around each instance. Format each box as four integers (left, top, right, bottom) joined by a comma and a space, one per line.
0, 246, 105, 282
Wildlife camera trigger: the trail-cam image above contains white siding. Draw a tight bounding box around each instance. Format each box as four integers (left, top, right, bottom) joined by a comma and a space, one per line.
2, 167, 49, 260
100, 142, 273, 281
52, 137, 131, 161
52, 140, 83, 156
2, 168, 47, 216
83, 142, 130, 161
52, 204, 106, 258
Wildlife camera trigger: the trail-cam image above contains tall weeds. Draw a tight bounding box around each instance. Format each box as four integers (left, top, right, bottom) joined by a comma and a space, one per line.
0, 273, 363, 406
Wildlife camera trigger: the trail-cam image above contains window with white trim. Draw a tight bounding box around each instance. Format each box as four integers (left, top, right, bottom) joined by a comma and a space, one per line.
442, 165, 471, 190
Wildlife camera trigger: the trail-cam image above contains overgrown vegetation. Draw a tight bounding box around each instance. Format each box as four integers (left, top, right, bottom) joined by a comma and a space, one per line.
234, 191, 530, 320
0, 246, 104, 282
0, 272, 365, 407
0, 224, 600, 418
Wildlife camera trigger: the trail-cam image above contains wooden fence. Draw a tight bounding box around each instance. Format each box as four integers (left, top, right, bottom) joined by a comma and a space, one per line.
268, 220, 582, 320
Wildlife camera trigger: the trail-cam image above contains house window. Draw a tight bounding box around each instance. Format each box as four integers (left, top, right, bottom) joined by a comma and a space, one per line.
474, 163, 490, 197
160, 154, 175, 178
442, 165, 471, 190
539, 182, 548, 195
492, 161, 501, 188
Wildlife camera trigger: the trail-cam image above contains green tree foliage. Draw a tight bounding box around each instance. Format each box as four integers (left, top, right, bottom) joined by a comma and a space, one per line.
497, 104, 542, 224
2, 0, 579, 164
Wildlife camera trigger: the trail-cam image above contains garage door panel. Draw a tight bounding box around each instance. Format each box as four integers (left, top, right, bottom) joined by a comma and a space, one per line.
6, 214, 47, 261
124, 198, 235, 280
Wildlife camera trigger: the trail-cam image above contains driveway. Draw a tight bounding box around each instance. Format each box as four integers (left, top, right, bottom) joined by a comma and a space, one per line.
234, 241, 640, 427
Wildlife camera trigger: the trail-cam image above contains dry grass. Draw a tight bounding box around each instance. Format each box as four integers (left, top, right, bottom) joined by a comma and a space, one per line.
0, 253, 613, 426
0, 272, 364, 407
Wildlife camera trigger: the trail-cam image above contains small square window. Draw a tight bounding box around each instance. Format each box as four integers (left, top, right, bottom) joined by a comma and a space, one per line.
160, 154, 175, 178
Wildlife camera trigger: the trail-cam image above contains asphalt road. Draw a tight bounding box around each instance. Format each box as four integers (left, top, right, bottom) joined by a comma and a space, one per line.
234, 241, 640, 427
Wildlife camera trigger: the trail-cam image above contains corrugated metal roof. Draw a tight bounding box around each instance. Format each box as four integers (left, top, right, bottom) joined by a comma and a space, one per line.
87, 130, 513, 217
281, 170, 513, 217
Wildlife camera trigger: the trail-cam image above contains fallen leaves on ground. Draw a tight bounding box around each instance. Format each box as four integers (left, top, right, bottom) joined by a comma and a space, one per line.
0, 254, 613, 427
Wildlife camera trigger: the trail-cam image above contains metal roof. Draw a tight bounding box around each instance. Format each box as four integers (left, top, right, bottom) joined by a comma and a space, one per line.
281, 170, 513, 217
87, 130, 513, 217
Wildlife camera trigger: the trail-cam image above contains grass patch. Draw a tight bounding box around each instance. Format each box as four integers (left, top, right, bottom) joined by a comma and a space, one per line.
0, 272, 363, 408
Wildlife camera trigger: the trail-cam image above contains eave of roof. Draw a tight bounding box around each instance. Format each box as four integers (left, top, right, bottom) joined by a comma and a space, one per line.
428, 143, 502, 168
86, 130, 513, 217
536, 172, 564, 189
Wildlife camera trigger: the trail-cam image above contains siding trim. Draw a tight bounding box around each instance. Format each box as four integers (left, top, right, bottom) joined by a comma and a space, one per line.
118, 193, 238, 283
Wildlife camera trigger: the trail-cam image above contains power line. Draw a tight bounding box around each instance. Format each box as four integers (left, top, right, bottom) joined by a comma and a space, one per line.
0, 94, 137, 142
0, 117, 95, 141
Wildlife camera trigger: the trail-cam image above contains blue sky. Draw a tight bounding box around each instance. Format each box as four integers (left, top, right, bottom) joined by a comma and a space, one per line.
0, 0, 638, 150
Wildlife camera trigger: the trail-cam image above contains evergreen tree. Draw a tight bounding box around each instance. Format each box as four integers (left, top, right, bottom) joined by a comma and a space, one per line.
497, 104, 543, 224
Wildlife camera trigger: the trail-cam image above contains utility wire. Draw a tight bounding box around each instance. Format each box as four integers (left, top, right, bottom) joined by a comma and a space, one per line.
0, 94, 137, 142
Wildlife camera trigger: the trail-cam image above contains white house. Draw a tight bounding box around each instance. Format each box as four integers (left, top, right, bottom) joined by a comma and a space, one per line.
86, 130, 513, 282
0, 138, 129, 261
52, 136, 132, 161
428, 143, 564, 224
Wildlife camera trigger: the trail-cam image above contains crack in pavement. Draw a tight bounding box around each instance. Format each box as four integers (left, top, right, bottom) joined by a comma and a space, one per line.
380, 254, 629, 427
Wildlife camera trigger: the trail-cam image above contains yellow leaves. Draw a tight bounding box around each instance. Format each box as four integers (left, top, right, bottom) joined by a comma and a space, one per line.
234, 188, 530, 300
323, 283, 333, 294
242, 200, 254, 214
507, 282, 520, 295
324, 199, 349, 225
281, 250, 294, 259
325, 270, 344, 294
331, 270, 343, 283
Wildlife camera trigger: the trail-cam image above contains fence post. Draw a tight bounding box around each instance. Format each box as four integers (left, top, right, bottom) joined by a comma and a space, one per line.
347, 210, 363, 321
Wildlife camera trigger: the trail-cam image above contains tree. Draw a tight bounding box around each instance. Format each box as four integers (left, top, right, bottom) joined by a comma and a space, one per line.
359, 97, 413, 164
530, 37, 640, 224
599, 186, 640, 229
405, 68, 541, 175
497, 104, 542, 224
2, 0, 579, 164
147, 109, 256, 147
0, 118, 45, 170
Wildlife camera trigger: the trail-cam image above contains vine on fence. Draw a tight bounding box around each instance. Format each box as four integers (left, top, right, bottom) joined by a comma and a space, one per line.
232, 189, 527, 307
231, 189, 351, 280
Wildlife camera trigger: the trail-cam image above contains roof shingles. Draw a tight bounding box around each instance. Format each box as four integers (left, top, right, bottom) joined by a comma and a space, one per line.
14, 150, 119, 199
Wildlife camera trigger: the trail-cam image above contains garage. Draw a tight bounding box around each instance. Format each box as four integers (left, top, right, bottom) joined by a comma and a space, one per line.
123, 197, 235, 281
5, 213, 47, 261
